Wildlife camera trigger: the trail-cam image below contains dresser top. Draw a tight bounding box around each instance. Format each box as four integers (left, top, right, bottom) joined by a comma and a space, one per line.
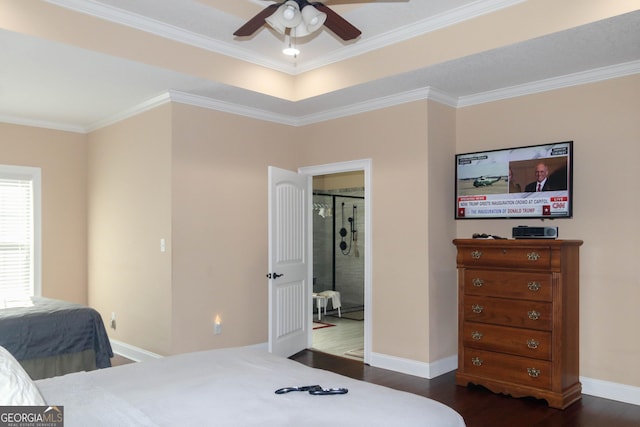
453, 238, 583, 247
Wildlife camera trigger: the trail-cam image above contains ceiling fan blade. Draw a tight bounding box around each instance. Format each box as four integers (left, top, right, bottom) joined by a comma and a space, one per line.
321, 0, 408, 3
312, 2, 361, 41
233, 3, 280, 37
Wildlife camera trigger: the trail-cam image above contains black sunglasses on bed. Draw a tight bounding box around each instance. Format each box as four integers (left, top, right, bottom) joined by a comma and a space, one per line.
275, 385, 348, 395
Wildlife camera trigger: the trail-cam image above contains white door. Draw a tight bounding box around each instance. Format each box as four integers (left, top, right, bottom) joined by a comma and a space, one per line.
268, 166, 311, 357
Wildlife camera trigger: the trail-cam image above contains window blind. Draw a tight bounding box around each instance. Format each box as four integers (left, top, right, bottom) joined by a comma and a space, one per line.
0, 171, 36, 300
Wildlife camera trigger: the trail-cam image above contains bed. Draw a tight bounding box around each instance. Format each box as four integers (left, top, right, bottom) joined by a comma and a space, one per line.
0, 297, 113, 379
10, 346, 468, 427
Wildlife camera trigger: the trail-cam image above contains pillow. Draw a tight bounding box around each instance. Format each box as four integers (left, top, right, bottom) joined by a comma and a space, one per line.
0, 345, 46, 405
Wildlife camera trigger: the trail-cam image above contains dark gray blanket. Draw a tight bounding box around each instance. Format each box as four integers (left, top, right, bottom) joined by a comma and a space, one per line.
0, 297, 113, 368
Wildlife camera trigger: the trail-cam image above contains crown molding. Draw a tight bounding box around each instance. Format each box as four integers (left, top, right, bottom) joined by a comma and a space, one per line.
457, 60, 640, 107
295, 0, 525, 74
295, 87, 433, 126
86, 92, 173, 132
0, 113, 86, 134
97, 60, 640, 129
44, 0, 293, 74
167, 90, 299, 126
45, 0, 524, 76
4, 59, 637, 133
167, 86, 456, 127
426, 87, 459, 108
86, 86, 438, 130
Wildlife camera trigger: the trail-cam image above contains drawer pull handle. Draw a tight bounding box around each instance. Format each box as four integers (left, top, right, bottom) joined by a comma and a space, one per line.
528, 282, 541, 292
471, 331, 483, 341
527, 339, 540, 349
472, 304, 484, 314
471, 250, 482, 259
472, 278, 484, 287
471, 357, 483, 367
527, 252, 541, 261
528, 310, 541, 320
527, 367, 541, 378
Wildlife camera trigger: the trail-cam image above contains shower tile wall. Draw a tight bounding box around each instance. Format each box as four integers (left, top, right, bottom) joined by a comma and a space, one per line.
313, 190, 364, 311
313, 195, 333, 293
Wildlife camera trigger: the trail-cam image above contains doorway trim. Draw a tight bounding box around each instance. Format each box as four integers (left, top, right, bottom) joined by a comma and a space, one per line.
299, 159, 372, 364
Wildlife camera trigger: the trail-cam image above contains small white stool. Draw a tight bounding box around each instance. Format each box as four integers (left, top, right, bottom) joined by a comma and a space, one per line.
312, 293, 328, 320
318, 290, 341, 318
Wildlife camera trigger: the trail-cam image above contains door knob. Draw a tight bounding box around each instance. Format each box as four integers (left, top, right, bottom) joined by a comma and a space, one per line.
266, 272, 284, 279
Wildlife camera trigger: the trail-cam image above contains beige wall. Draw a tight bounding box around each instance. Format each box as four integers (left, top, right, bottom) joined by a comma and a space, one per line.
455, 74, 640, 387
426, 101, 458, 362
169, 103, 298, 354
297, 101, 451, 362
313, 171, 364, 191
87, 105, 173, 355
3, 72, 638, 391
86, 101, 297, 356
0, 123, 87, 304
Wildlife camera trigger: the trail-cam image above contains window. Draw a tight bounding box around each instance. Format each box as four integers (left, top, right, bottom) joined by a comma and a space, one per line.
0, 165, 41, 302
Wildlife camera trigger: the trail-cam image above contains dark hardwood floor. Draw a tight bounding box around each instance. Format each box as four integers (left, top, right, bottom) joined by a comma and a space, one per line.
290, 350, 640, 427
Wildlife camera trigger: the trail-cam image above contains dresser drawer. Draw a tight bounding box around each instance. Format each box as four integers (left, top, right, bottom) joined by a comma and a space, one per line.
463, 321, 551, 360
454, 239, 583, 408
463, 348, 552, 390
463, 269, 552, 301
464, 295, 552, 330
458, 246, 551, 269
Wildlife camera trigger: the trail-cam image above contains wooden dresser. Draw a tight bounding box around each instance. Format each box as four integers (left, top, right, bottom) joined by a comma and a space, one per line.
453, 238, 583, 409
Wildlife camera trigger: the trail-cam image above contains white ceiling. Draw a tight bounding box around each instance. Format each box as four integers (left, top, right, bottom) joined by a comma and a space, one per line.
1, 0, 639, 132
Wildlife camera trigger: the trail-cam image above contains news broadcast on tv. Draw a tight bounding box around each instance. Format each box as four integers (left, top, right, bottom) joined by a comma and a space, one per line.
455, 141, 573, 219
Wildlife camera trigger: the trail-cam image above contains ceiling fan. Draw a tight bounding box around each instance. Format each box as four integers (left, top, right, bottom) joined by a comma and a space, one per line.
234, 0, 394, 41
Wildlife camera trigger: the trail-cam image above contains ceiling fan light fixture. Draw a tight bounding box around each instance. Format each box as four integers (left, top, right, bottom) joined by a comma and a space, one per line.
282, 34, 300, 57
282, 5, 297, 21
282, 46, 300, 56
287, 5, 327, 38
234, 0, 361, 42
301, 5, 326, 32
265, 1, 302, 34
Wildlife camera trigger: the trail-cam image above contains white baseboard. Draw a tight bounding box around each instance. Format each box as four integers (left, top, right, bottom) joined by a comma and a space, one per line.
581, 376, 640, 406
370, 351, 640, 406
110, 340, 268, 362
110, 340, 639, 407
369, 352, 457, 379
110, 339, 163, 362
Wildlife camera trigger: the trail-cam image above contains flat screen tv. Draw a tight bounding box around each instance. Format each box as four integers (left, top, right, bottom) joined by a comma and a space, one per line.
455, 141, 573, 220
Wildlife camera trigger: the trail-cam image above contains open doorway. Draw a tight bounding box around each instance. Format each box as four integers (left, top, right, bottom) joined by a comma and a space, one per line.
299, 159, 372, 363
311, 173, 365, 361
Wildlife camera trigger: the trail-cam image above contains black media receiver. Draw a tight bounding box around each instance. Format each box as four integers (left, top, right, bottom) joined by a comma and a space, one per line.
512, 226, 558, 239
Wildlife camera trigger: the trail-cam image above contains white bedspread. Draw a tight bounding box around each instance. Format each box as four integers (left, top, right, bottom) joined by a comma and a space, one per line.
36, 346, 465, 427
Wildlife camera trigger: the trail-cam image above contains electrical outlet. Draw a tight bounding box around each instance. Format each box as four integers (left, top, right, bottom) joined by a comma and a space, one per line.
110, 312, 116, 330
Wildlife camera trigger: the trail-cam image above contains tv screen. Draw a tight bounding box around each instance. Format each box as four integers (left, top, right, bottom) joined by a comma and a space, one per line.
455, 141, 573, 220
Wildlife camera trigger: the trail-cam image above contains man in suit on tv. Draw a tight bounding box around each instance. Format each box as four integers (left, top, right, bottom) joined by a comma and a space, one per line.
525, 162, 552, 192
